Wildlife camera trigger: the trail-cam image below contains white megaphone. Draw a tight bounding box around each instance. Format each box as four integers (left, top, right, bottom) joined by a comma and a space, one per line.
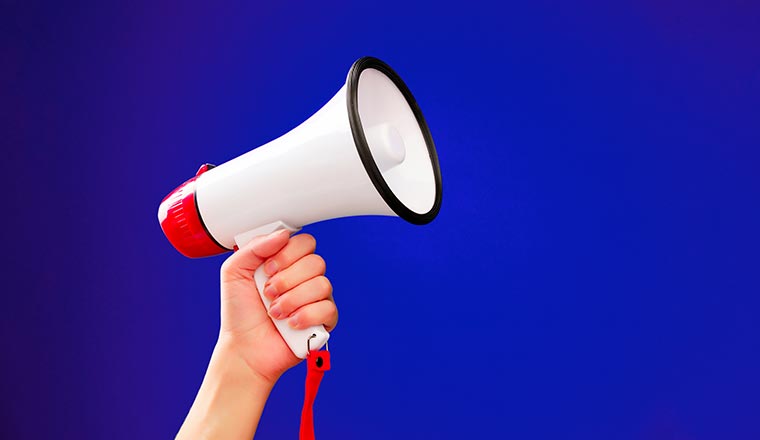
158, 56, 442, 359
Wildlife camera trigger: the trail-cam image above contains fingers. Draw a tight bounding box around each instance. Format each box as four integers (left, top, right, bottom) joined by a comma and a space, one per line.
220, 229, 290, 281
262, 253, 326, 300
260, 234, 317, 277
220, 231, 338, 335
268, 275, 331, 319
268, 276, 338, 331
287, 300, 339, 332
294, 300, 339, 331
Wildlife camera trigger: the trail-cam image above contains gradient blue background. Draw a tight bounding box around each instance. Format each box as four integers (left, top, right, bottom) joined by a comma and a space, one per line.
3, 1, 759, 439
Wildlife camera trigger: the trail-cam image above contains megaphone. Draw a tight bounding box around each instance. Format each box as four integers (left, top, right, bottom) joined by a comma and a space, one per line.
158, 56, 442, 358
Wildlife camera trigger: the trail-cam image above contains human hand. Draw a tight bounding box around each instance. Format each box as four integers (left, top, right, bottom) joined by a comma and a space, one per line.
216, 230, 338, 384
176, 231, 337, 439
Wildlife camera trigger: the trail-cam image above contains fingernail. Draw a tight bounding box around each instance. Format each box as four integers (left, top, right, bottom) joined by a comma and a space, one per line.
270, 229, 289, 239
269, 303, 283, 319
263, 282, 277, 299
264, 260, 279, 276
251, 230, 288, 250
288, 316, 300, 329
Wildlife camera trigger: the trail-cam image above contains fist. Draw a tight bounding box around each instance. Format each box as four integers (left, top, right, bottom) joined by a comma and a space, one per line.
218, 230, 338, 383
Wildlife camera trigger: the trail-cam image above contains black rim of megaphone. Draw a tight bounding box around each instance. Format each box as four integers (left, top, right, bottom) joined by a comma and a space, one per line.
346, 56, 443, 225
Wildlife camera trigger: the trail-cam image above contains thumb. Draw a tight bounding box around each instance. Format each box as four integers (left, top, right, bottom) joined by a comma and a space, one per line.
220, 229, 290, 281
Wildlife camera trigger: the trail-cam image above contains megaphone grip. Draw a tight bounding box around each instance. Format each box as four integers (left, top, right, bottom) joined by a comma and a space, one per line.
254, 264, 330, 359
235, 222, 329, 359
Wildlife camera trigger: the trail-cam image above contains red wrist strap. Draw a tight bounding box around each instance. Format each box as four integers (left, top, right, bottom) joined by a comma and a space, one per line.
300, 350, 330, 440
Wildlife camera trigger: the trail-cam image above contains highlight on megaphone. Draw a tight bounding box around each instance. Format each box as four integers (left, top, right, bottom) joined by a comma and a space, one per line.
158, 56, 442, 359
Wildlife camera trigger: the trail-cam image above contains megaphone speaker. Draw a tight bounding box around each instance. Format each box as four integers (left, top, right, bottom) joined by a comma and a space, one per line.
158, 56, 442, 358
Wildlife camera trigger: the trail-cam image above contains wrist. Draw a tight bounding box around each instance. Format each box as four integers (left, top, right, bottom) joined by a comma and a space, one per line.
212, 335, 280, 389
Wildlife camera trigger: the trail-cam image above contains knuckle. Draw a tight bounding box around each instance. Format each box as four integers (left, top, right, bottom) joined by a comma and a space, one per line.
220, 259, 232, 273
271, 254, 286, 270
320, 302, 338, 330
297, 309, 314, 325
278, 294, 294, 314
220, 258, 236, 278
272, 276, 288, 293
316, 275, 332, 294
299, 233, 317, 251
310, 254, 326, 273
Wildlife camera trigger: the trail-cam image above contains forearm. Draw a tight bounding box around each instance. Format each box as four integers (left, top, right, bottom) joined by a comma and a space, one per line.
176, 338, 276, 440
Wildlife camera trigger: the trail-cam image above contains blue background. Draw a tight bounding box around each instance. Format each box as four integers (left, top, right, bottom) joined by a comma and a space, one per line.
3, 1, 759, 439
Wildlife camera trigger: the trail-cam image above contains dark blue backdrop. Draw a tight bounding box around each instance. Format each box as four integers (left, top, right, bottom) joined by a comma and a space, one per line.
3, 1, 759, 439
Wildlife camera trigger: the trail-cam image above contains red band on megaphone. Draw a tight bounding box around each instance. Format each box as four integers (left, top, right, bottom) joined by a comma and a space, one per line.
158, 175, 228, 258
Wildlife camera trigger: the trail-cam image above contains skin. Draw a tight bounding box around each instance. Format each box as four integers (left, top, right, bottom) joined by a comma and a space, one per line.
176, 229, 338, 440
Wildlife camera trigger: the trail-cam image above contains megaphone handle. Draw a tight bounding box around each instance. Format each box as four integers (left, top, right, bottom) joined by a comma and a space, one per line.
235, 222, 330, 359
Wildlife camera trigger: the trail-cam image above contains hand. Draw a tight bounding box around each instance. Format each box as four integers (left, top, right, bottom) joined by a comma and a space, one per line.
217, 229, 338, 384
176, 231, 337, 439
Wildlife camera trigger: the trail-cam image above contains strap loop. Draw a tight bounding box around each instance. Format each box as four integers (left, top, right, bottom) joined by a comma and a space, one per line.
299, 348, 331, 440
